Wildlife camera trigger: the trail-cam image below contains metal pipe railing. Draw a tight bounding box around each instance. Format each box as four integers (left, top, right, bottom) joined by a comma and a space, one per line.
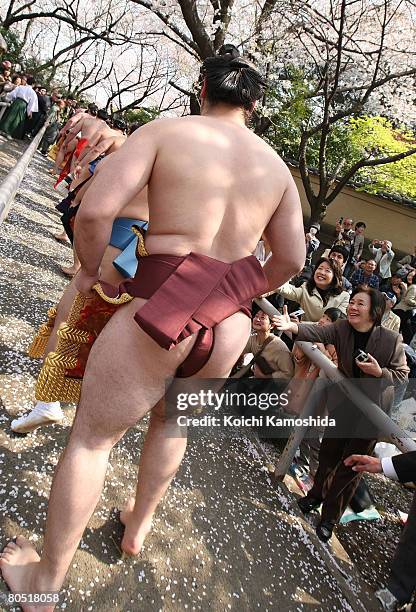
0, 119, 49, 224
254, 297, 416, 478
0, 101, 10, 121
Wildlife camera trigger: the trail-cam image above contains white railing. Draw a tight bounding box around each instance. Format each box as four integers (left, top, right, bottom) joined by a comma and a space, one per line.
0, 120, 49, 224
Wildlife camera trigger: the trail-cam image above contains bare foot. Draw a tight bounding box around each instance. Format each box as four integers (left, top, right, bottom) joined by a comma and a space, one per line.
120, 498, 153, 556
53, 232, 69, 244
60, 265, 80, 278
0, 536, 54, 612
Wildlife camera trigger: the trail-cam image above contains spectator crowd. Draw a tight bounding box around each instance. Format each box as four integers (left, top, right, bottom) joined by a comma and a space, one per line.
0, 58, 129, 149
238, 217, 416, 611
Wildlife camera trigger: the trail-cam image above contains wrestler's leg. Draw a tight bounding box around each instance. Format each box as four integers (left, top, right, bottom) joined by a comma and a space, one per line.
120, 398, 186, 555
51, 148, 65, 174
0, 298, 198, 602
45, 279, 78, 355
61, 245, 81, 278
73, 180, 90, 205
11, 246, 124, 433
53, 231, 70, 244
53, 141, 76, 174
120, 311, 251, 554
59, 169, 92, 277
51, 245, 123, 351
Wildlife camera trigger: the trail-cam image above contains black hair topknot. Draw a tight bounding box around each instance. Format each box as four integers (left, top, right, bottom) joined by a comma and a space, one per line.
201, 44, 266, 111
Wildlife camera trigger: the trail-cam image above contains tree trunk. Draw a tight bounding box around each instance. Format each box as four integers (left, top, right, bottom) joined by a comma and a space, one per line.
189, 92, 200, 115
253, 115, 271, 136
308, 194, 328, 224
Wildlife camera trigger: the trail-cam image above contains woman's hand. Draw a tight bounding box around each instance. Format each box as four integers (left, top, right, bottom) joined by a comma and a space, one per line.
344, 454, 382, 473
272, 305, 298, 334
75, 269, 100, 297
315, 342, 326, 354
355, 353, 383, 377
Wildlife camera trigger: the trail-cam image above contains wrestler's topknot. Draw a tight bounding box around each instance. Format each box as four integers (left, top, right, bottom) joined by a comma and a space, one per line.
88, 103, 98, 116
201, 44, 267, 111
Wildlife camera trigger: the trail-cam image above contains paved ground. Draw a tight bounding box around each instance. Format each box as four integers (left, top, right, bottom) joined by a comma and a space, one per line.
0, 136, 412, 611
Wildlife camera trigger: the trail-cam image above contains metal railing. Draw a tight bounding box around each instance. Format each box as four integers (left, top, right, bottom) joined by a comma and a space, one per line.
0, 120, 49, 224
0, 101, 10, 121
254, 297, 416, 478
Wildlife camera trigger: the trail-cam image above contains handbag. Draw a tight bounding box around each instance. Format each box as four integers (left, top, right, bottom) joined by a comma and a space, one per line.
232, 335, 275, 379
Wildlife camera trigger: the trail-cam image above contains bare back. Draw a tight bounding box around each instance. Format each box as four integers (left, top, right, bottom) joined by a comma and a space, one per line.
145, 116, 290, 261
79, 113, 305, 287
63, 115, 107, 150
60, 112, 87, 136
80, 117, 108, 142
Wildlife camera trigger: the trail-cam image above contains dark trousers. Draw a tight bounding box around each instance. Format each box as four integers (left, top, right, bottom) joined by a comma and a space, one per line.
30, 111, 46, 136
388, 492, 416, 605
394, 309, 415, 344
308, 435, 376, 523
39, 122, 59, 153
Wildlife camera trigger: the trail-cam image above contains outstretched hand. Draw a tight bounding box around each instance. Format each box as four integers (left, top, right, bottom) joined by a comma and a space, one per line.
344, 454, 382, 474
271, 305, 296, 332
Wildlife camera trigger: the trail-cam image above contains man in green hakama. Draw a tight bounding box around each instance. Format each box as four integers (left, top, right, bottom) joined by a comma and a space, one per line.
0, 75, 38, 140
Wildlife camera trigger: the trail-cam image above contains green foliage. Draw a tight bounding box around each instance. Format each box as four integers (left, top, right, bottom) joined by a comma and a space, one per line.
348, 116, 416, 199
264, 68, 416, 201
20, 55, 56, 86
0, 28, 60, 88
265, 67, 362, 173
265, 66, 312, 160
122, 107, 160, 125
0, 27, 24, 67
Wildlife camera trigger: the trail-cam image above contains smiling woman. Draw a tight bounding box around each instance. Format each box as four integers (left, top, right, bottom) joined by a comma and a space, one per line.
273, 286, 409, 542
270, 257, 350, 321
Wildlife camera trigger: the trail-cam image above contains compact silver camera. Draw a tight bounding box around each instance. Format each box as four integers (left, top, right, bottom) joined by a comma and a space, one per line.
355, 349, 370, 363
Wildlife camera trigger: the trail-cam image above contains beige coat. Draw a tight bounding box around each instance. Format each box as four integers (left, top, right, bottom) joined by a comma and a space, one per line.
382, 310, 401, 333
395, 284, 416, 312
243, 334, 294, 379
277, 281, 350, 322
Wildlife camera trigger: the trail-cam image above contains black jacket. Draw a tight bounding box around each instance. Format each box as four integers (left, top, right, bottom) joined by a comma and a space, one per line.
392, 451, 416, 483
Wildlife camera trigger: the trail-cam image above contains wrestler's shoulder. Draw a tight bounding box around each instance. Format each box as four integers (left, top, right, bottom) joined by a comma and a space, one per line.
253, 136, 294, 179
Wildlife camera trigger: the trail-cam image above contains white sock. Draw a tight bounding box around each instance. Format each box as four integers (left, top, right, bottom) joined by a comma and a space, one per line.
34, 400, 61, 413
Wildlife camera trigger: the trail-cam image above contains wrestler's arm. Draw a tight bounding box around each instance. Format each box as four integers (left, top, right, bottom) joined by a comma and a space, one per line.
77, 136, 126, 171
64, 120, 83, 148
74, 123, 157, 283
263, 173, 306, 290
59, 113, 84, 137
77, 131, 103, 163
